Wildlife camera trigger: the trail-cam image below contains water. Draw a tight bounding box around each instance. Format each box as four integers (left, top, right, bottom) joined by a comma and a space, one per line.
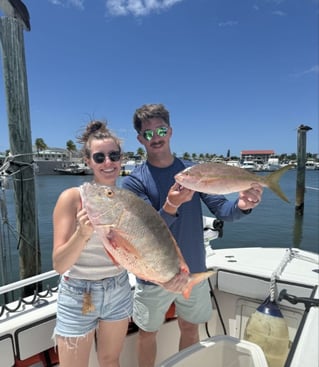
202, 169, 319, 253
0, 170, 318, 285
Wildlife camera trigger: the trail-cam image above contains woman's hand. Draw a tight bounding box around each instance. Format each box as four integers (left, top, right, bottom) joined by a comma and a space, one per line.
77, 208, 94, 239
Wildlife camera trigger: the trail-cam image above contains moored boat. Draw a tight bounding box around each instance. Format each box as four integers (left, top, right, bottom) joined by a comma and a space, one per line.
225, 159, 241, 167
263, 157, 281, 172
121, 159, 143, 176
53, 163, 88, 175
1, 222, 318, 367
305, 160, 318, 170
241, 161, 258, 171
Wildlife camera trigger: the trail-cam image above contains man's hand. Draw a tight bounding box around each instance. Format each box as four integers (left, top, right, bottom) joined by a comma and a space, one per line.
238, 183, 263, 211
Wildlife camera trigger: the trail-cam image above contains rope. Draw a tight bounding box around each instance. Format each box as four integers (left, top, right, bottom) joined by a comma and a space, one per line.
0, 152, 36, 180
290, 248, 319, 265
269, 249, 294, 302
305, 186, 319, 191
0, 186, 15, 285
0, 153, 41, 284
268, 248, 318, 301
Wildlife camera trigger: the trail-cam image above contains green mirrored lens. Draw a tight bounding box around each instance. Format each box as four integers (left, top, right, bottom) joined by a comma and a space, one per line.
143, 130, 154, 141
156, 127, 168, 137
142, 127, 168, 141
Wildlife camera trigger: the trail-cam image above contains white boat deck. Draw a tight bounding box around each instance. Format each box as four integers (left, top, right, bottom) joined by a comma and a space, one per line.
206, 247, 319, 286
1, 248, 318, 367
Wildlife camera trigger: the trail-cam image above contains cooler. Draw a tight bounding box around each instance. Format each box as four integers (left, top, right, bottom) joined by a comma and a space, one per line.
157, 335, 268, 367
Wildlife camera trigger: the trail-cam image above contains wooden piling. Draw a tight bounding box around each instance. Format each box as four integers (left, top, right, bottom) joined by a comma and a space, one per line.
295, 125, 312, 216
0, 17, 41, 291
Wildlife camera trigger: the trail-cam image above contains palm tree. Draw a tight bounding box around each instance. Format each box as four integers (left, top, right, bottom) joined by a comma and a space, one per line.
136, 147, 145, 159
34, 138, 47, 157
183, 152, 191, 160
66, 140, 77, 161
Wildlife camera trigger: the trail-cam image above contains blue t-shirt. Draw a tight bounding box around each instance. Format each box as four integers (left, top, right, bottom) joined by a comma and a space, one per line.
121, 158, 248, 280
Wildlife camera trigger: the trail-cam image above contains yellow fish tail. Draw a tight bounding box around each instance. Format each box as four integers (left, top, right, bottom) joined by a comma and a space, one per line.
264, 165, 293, 203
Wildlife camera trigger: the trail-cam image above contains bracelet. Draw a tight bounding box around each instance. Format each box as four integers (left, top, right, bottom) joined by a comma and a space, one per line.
166, 198, 180, 209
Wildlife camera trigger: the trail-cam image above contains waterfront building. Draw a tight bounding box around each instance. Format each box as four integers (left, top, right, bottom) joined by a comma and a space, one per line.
240, 150, 275, 162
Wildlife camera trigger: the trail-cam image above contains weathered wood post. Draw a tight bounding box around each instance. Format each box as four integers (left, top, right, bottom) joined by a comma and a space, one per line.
295, 125, 312, 216
0, 14, 41, 292
293, 124, 312, 247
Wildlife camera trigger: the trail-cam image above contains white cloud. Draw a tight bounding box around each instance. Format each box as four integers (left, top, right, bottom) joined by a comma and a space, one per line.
292, 65, 319, 77
105, 0, 184, 17
48, 0, 85, 10
70, 0, 85, 9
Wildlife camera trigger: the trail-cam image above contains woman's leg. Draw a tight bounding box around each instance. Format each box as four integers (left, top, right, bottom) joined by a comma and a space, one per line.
57, 329, 95, 367
96, 318, 130, 367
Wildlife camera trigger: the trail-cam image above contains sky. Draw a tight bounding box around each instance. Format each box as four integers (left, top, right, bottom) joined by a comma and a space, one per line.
0, 0, 318, 158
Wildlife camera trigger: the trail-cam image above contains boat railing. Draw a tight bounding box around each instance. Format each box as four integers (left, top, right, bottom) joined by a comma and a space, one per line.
0, 270, 58, 295
0, 270, 59, 316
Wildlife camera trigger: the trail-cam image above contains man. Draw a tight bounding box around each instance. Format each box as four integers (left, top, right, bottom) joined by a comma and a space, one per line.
121, 103, 263, 367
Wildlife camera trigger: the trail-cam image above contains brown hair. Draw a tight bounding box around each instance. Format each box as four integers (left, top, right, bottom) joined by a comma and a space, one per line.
77, 120, 122, 158
133, 104, 170, 133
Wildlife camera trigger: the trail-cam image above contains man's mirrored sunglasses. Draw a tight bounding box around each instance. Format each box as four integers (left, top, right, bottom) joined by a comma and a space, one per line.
142, 126, 168, 141
92, 151, 121, 164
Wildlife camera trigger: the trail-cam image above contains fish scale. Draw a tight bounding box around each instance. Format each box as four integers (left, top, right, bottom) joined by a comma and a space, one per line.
81, 183, 214, 298
174, 163, 293, 203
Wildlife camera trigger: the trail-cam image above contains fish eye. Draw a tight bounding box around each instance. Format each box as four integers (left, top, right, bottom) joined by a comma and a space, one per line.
105, 188, 114, 197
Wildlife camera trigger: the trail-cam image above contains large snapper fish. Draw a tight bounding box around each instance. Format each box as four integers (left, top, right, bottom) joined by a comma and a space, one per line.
175, 163, 293, 203
81, 183, 213, 298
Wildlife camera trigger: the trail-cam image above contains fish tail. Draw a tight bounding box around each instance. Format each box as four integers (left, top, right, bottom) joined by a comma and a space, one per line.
182, 270, 215, 299
264, 165, 293, 203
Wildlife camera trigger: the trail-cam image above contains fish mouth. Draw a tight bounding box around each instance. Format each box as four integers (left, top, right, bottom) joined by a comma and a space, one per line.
175, 167, 191, 182
174, 172, 184, 184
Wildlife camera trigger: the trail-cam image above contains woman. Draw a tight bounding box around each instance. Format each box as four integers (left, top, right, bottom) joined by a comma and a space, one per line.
52, 120, 132, 367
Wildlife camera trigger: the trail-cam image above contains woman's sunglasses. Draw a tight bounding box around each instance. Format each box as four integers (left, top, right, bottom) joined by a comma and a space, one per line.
141, 126, 168, 141
92, 151, 121, 164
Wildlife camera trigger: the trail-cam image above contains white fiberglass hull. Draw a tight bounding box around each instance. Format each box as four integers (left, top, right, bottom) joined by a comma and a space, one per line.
1, 247, 318, 367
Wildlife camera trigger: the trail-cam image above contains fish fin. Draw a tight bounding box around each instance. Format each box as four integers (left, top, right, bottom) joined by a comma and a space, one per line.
182, 271, 215, 299
172, 237, 190, 273
264, 165, 293, 203
107, 228, 141, 258
104, 248, 121, 266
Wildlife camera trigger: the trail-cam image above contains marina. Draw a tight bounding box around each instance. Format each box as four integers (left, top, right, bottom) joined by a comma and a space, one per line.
0, 169, 318, 366
1, 169, 318, 285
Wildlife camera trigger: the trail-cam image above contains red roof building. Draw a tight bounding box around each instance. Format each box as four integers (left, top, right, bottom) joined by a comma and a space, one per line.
240, 150, 275, 162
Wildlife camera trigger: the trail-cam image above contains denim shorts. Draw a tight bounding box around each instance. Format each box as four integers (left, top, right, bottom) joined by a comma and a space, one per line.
133, 279, 212, 332
54, 271, 133, 337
